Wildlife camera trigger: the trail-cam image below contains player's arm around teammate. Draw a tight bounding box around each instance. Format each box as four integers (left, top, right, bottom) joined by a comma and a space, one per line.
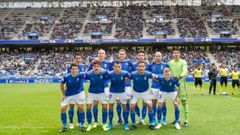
107, 61, 130, 130
155, 68, 181, 130
129, 61, 157, 130
59, 64, 86, 132
84, 60, 109, 132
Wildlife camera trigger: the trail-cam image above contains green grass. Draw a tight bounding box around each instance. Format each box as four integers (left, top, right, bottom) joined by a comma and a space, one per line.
0, 83, 240, 135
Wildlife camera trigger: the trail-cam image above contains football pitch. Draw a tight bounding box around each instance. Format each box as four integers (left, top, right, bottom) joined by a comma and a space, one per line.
0, 83, 240, 135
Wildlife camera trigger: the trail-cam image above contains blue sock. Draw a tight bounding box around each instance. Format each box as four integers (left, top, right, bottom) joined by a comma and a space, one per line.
123, 110, 129, 125
102, 109, 108, 125
175, 107, 180, 123
78, 111, 85, 127
162, 104, 167, 120
153, 104, 157, 123
142, 105, 147, 120
135, 105, 140, 117
68, 108, 74, 124
109, 109, 114, 125
61, 112, 67, 128
130, 111, 136, 125
86, 110, 92, 124
148, 110, 154, 125
116, 103, 122, 122
157, 107, 162, 123
126, 102, 130, 112
93, 105, 98, 123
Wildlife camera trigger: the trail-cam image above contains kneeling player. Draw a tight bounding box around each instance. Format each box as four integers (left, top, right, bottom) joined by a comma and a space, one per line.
155, 68, 181, 130
59, 63, 86, 132
108, 61, 130, 130
130, 61, 156, 130
85, 60, 109, 131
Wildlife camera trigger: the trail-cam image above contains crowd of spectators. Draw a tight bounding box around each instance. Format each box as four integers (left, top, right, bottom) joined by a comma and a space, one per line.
83, 22, 113, 35
115, 6, 144, 39
146, 22, 175, 36
211, 47, 240, 70
207, 20, 239, 34
175, 6, 208, 38
0, 47, 213, 77
1, 6, 240, 39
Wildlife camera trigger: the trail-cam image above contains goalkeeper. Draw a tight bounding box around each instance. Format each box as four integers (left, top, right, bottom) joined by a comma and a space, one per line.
168, 49, 189, 127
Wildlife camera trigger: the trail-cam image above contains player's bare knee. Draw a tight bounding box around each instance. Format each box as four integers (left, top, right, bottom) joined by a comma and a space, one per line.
158, 102, 163, 107
61, 106, 67, 112
109, 103, 114, 110
130, 104, 135, 111
77, 104, 84, 112
122, 104, 127, 110
86, 104, 92, 110
102, 104, 107, 109
147, 104, 153, 111
69, 104, 74, 109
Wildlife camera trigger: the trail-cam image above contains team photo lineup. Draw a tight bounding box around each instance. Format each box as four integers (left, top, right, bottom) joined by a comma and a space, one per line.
59, 48, 239, 132
1, 0, 240, 134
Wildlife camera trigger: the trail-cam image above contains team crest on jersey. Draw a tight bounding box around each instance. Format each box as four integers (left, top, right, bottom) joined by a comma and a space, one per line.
121, 76, 123, 80
144, 76, 147, 80
100, 75, 103, 79
169, 82, 172, 86
77, 78, 79, 82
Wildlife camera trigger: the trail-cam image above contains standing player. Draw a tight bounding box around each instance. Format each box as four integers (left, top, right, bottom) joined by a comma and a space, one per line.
85, 60, 109, 131
218, 63, 229, 95
208, 63, 218, 95
230, 67, 240, 95
112, 49, 133, 125
130, 61, 156, 130
168, 50, 189, 127
108, 61, 130, 130
88, 49, 112, 128
132, 50, 150, 125
192, 65, 203, 95
59, 63, 86, 132
155, 68, 181, 130
150, 52, 169, 127
66, 53, 86, 129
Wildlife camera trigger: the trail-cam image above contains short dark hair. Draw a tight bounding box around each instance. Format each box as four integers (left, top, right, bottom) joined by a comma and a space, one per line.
137, 61, 146, 66
74, 53, 81, 58
114, 60, 121, 65
138, 50, 145, 55
70, 63, 78, 69
92, 59, 101, 66
118, 49, 126, 53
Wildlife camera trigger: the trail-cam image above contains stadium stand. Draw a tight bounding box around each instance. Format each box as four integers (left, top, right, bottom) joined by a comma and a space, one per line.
1, 6, 240, 39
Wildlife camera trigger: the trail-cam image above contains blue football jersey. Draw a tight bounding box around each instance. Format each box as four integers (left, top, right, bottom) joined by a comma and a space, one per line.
108, 70, 130, 93
150, 62, 169, 89
130, 71, 153, 93
112, 59, 133, 86
156, 77, 180, 92
85, 70, 109, 94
